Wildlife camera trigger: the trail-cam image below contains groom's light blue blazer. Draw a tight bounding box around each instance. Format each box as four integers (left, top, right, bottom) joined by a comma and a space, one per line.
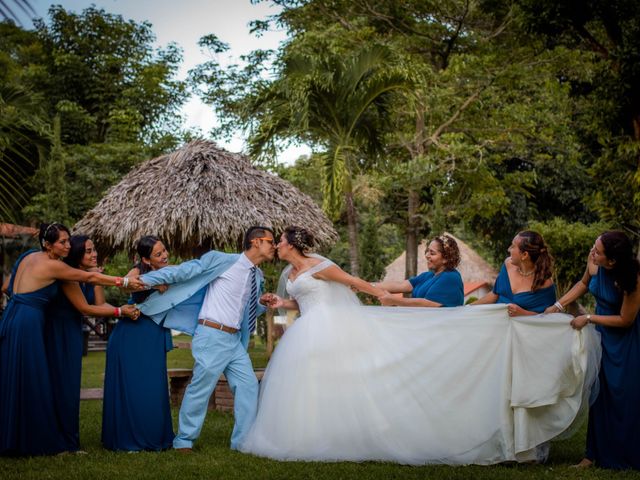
137, 250, 265, 349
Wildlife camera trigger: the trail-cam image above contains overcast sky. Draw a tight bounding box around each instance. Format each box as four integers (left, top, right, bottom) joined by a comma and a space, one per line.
19, 0, 310, 162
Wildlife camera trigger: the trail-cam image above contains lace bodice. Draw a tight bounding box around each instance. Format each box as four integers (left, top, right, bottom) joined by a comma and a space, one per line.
286, 260, 360, 314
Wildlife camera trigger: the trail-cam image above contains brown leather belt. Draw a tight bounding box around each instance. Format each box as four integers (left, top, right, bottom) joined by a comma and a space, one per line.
198, 319, 239, 334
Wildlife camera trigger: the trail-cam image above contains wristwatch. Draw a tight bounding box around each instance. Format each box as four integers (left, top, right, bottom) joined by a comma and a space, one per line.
586, 314, 592, 324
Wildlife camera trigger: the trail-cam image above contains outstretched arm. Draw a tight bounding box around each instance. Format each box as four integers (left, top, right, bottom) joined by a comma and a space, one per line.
140, 260, 203, 287
140, 251, 227, 287
379, 294, 442, 307
545, 263, 592, 313
471, 292, 499, 305
374, 279, 413, 294
49, 260, 144, 289
314, 265, 386, 298
61, 282, 139, 319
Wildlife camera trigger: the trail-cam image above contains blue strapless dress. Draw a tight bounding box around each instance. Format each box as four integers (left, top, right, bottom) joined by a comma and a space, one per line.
586, 267, 640, 469
44, 283, 94, 451
493, 264, 556, 313
0, 251, 68, 455
101, 289, 174, 451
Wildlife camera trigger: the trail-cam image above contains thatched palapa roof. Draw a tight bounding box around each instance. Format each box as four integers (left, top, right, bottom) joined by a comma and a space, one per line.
74, 140, 338, 257
383, 233, 498, 285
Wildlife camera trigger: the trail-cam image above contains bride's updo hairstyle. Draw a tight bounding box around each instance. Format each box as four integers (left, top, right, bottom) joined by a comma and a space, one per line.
284, 226, 315, 255
433, 234, 461, 270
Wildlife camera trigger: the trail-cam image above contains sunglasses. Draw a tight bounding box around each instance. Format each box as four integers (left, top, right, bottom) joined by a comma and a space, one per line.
254, 237, 276, 245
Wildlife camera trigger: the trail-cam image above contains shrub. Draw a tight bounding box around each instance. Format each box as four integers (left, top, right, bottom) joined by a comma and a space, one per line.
528, 218, 609, 294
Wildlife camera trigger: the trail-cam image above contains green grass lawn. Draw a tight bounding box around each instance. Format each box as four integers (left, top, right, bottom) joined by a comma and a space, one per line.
3, 337, 638, 479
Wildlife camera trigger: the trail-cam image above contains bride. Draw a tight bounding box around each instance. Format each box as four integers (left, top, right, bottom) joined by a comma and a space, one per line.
240, 226, 601, 465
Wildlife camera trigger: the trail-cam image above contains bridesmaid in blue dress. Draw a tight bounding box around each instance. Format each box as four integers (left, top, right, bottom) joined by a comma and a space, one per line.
102, 236, 174, 451
376, 234, 464, 307
547, 231, 640, 469
473, 231, 556, 315
45, 235, 140, 452
0, 223, 143, 456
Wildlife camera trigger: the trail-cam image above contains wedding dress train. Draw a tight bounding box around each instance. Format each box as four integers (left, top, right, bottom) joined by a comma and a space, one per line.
240, 260, 600, 464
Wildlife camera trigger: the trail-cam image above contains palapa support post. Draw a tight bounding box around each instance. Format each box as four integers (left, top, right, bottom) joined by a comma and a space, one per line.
266, 308, 275, 359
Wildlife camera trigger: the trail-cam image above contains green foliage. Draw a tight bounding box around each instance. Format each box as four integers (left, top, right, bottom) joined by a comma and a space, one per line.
23, 142, 149, 224
0, 82, 51, 222
262, 0, 601, 272
99, 250, 137, 307
31, 5, 187, 144
529, 218, 609, 294
511, 0, 640, 238
358, 215, 387, 282
1, 8, 188, 225
192, 29, 411, 274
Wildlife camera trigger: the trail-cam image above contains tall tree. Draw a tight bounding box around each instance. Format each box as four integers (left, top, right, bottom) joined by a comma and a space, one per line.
510, 0, 640, 243
249, 45, 410, 275
32, 6, 187, 145
193, 37, 409, 275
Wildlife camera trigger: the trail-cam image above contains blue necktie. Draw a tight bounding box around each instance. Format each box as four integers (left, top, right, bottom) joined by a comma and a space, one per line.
247, 266, 258, 333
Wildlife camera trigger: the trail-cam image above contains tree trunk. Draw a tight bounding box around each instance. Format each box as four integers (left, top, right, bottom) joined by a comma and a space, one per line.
345, 189, 359, 276
405, 103, 426, 278
405, 189, 420, 279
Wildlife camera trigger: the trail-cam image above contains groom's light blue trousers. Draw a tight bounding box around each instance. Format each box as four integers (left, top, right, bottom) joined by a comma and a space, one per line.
172, 324, 258, 450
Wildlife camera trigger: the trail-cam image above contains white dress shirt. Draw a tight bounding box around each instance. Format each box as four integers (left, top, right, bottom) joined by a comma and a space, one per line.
197, 253, 255, 329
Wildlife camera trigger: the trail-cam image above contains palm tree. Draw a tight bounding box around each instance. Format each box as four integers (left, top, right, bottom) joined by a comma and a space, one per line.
248, 45, 410, 275
0, 84, 51, 222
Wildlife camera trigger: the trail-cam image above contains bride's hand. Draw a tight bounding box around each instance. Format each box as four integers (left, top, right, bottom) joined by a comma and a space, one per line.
259, 293, 274, 306
260, 293, 284, 309
379, 292, 398, 306
268, 295, 286, 309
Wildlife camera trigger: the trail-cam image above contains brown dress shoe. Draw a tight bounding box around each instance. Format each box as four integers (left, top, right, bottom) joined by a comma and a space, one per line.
175, 447, 193, 454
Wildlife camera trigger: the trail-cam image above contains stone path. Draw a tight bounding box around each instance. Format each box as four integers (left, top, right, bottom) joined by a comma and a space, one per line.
80, 388, 103, 400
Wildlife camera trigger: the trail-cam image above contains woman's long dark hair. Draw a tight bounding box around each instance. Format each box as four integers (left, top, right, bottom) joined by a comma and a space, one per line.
600, 231, 640, 295
135, 236, 161, 274
64, 235, 90, 268
517, 230, 554, 291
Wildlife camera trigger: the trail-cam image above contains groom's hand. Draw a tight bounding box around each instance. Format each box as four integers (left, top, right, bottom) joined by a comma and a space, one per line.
260, 293, 285, 309
260, 293, 276, 307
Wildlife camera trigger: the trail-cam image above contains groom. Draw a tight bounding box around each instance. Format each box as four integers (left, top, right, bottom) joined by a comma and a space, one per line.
137, 226, 276, 451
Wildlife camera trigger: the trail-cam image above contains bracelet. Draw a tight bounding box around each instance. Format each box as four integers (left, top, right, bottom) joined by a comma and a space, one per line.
554, 301, 565, 312
122, 276, 129, 288
115, 277, 123, 287
114, 307, 121, 317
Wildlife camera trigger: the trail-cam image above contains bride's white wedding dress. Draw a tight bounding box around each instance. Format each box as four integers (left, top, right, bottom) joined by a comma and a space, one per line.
240, 260, 601, 465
